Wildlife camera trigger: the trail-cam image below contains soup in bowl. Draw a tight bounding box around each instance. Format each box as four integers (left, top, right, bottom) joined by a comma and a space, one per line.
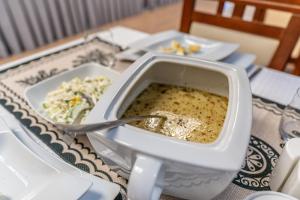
123, 83, 228, 143
85, 53, 252, 200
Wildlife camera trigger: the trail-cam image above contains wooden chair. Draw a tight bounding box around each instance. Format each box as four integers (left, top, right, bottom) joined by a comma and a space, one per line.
180, 0, 300, 75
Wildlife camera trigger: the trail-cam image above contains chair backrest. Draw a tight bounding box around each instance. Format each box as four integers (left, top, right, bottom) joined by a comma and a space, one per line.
180, 0, 300, 74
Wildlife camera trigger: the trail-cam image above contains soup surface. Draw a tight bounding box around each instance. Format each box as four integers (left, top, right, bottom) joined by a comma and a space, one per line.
122, 83, 228, 143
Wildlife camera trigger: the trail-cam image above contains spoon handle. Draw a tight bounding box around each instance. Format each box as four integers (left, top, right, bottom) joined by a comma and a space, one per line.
56, 115, 164, 134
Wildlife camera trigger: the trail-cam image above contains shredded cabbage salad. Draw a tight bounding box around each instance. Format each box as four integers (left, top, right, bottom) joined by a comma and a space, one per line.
42, 76, 111, 124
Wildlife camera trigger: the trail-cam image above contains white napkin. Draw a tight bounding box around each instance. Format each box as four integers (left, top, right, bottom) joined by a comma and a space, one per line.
251, 68, 300, 105
97, 26, 150, 49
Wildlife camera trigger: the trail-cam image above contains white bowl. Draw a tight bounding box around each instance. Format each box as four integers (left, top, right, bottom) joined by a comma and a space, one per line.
24, 63, 119, 124
85, 53, 252, 200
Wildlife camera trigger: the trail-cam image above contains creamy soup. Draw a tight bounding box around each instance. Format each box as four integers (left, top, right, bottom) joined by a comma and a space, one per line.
122, 83, 228, 143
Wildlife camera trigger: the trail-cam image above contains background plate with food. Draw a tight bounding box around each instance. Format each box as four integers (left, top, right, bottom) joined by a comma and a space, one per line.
117, 30, 239, 61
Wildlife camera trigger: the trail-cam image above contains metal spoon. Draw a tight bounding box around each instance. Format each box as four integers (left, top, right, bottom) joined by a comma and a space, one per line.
62, 91, 95, 144
56, 115, 166, 135
72, 91, 95, 124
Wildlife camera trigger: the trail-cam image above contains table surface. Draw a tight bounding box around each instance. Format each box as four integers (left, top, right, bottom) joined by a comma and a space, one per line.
0, 35, 292, 200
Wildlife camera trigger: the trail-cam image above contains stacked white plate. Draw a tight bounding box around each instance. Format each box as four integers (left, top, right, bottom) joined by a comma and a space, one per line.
0, 108, 120, 200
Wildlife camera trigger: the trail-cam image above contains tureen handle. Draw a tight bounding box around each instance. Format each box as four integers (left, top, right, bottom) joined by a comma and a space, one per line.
128, 155, 164, 200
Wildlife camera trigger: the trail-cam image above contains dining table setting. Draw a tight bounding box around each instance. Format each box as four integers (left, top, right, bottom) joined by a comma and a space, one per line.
0, 25, 300, 200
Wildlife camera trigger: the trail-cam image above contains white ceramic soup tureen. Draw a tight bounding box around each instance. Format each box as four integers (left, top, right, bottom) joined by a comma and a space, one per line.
85, 53, 252, 200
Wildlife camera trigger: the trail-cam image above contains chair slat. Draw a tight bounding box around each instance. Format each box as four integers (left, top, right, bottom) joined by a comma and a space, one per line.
228, 0, 300, 14
269, 0, 300, 4
191, 11, 283, 39
294, 56, 300, 75
253, 7, 266, 21
269, 15, 300, 71
217, 0, 225, 15
233, 3, 246, 17
180, 0, 196, 33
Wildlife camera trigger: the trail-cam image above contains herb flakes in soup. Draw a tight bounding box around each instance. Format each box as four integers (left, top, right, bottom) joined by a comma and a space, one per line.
122, 83, 228, 143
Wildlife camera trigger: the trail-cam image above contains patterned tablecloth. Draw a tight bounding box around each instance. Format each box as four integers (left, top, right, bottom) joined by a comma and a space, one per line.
0, 38, 285, 200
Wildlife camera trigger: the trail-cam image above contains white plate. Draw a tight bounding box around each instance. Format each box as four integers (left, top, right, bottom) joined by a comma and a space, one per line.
97, 26, 150, 50
0, 108, 121, 200
244, 191, 298, 200
24, 63, 120, 124
117, 30, 239, 61
0, 118, 92, 200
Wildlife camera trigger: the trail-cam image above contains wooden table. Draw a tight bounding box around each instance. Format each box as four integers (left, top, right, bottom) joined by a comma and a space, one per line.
0, 2, 183, 66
